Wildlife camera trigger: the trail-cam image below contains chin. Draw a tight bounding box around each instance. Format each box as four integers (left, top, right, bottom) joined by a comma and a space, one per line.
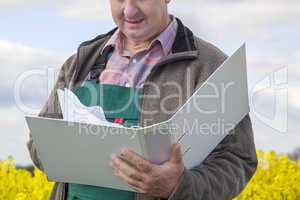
124, 30, 148, 41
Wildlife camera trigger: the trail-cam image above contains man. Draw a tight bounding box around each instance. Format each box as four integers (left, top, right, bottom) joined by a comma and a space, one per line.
27, 0, 258, 199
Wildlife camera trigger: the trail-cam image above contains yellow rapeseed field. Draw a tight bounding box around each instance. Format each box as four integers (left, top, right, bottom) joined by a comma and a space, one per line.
234, 150, 300, 200
0, 150, 299, 200
0, 158, 53, 200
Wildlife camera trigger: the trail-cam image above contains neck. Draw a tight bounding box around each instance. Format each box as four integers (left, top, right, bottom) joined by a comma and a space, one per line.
123, 15, 172, 55
124, 40, 151, 54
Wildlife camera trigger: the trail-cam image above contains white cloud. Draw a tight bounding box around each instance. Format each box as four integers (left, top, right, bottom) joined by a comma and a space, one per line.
250, 111, 300, 154
0, 40, 66, 110
0, 40, 64, 75
0, 106, 33, 165
288, 54, 300, 110
0, 40, 64, 87
247, 51, 300, 109
0, 0, 112, 21
169, 0, 300, 40
58, 0, 112, 21
295, 50, 300, 60
0, 0, 54, 9
289, 87, 300, 110
0, 0, 30, 8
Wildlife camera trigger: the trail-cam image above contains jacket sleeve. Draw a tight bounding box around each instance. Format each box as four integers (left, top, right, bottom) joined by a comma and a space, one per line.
168, 113, 258, 200
26, 55, 76, 171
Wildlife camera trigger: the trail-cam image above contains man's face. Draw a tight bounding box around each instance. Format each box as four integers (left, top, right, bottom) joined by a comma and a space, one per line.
110, 0, 170, 43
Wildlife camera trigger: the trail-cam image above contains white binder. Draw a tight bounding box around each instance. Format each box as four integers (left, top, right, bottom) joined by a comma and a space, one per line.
25, 44, 249, 191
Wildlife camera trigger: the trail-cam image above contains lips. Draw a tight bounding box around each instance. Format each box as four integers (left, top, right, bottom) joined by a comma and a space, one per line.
125, 18, 144, 24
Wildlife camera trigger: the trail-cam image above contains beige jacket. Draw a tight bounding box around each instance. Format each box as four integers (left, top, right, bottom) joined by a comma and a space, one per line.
27, 18, 257, 200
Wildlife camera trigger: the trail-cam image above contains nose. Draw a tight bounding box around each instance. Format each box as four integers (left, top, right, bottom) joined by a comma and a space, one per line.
123, 1, 140, 19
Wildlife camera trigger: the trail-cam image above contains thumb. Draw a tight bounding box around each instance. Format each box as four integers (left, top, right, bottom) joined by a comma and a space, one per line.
170, 143, 183, 164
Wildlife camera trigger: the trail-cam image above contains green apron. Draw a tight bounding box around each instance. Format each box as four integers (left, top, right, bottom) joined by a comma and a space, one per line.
67, 79, 143, 200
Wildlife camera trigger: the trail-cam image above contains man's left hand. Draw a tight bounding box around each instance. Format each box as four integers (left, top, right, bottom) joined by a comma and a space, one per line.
110, 143, 184, 198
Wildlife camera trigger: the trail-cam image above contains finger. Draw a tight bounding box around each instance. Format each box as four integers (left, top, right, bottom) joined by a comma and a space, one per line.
130, 186, 147, 194
111, 155, 145, 182
120, 148, 152, 173
170, 143, 183, 163
114, 166, 147, 193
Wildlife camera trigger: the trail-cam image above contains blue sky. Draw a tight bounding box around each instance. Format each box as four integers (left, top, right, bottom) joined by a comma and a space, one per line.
0, 0, 300, 165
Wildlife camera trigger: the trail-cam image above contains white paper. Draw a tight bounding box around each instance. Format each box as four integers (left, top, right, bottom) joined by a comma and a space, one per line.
57, 88, 122, 128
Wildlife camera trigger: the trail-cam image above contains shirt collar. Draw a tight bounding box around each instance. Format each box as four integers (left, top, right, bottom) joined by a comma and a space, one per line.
102, 15, 178, 57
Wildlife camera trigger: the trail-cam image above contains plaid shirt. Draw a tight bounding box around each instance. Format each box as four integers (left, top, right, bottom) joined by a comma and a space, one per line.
99, 16, 178, 88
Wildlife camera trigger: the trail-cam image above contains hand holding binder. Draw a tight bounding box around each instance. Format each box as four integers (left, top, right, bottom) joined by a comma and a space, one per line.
25, 44, 249, 191
110, 143, 185, 198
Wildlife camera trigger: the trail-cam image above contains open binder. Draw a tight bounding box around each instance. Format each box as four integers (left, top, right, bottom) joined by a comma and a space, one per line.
25, 44, 249, 191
